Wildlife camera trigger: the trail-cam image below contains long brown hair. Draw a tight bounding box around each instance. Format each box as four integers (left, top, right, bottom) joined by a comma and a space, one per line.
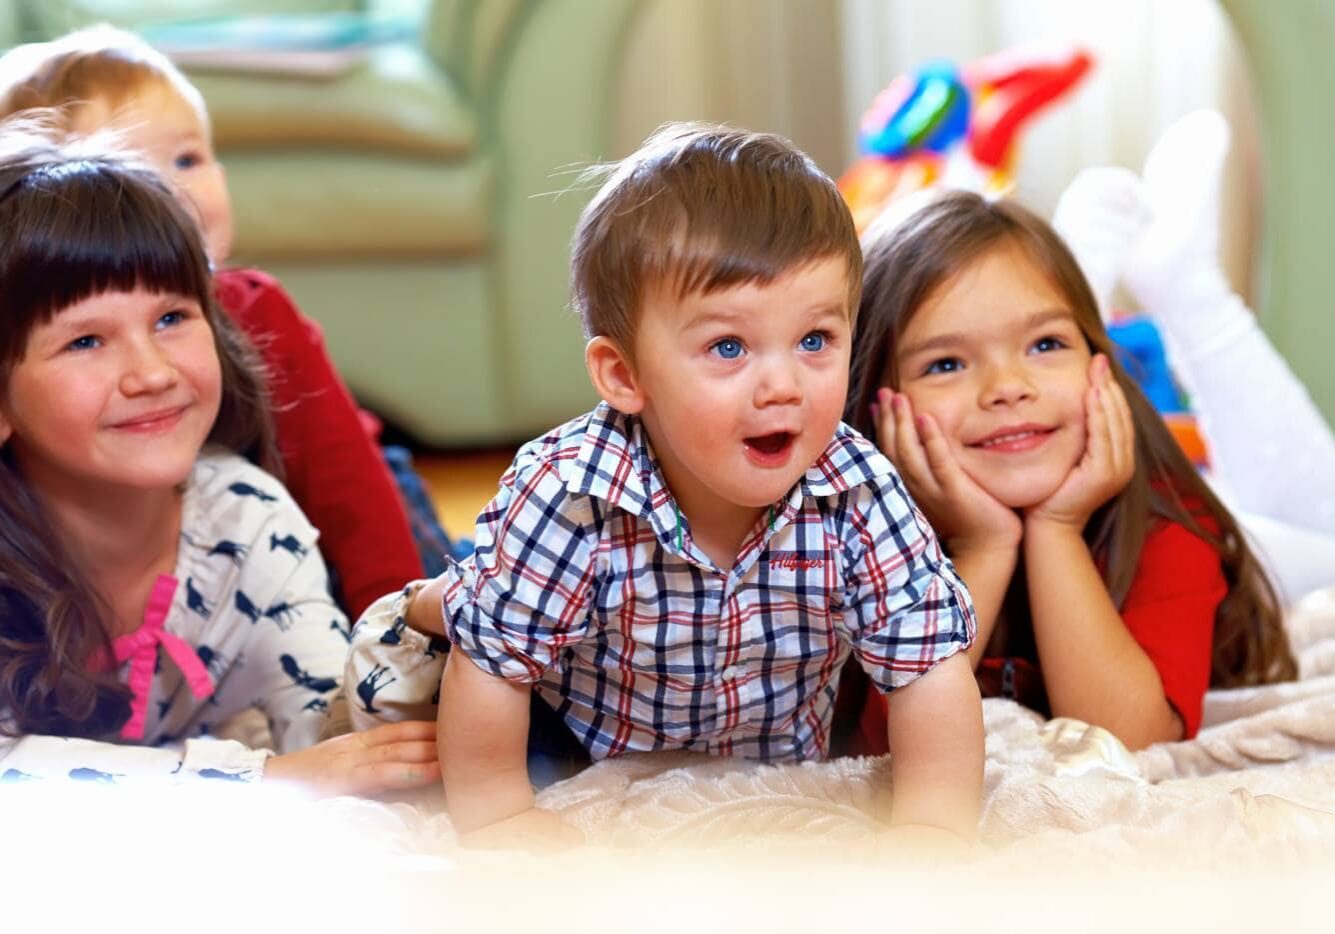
846, 190, 1294, 688
0, 131, 275, 738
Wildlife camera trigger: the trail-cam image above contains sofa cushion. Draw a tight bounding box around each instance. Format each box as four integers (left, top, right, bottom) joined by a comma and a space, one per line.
22, 0, 363, 37
194, 43, 475, 158
225, 149, 492, 257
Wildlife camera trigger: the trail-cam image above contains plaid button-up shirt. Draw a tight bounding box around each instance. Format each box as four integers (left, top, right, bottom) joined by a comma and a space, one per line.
444, 404, 974, 762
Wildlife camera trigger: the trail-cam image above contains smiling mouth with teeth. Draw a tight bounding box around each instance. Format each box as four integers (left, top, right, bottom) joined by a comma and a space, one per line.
971, 428, 1053, 450
745, 432, 794, 455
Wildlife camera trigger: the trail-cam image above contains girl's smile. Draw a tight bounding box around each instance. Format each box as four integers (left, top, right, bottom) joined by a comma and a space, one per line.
109, 404, 192, 433
969, 422, 1056, 453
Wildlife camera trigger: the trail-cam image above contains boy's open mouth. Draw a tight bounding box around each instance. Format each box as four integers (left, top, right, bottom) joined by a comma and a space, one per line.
745, 432, 794, 456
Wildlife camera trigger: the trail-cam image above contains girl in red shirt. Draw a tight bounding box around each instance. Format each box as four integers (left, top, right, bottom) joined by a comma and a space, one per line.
843, 191, 1295, 750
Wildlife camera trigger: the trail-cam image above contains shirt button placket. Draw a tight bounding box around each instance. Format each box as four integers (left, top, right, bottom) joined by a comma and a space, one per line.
714, 588, 746, 735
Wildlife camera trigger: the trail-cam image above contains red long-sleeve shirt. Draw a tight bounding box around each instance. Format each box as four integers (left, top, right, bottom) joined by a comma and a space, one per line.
846, 515, 1226, 751
215, 267, 424, 617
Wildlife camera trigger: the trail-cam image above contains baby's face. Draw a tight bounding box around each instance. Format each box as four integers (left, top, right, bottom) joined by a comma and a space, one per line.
76, 82, 233, 265
630, 255, 853, 527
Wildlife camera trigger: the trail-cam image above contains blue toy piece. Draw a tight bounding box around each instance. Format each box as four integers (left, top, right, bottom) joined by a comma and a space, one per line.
1107, 315, 1186, 413
858, 60, 971, 159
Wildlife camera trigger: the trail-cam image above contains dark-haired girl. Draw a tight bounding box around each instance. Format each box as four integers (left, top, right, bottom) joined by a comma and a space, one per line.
0, 134, 437, 791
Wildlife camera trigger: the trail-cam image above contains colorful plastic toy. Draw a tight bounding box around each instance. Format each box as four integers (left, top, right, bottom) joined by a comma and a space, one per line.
839, 42, 1093, 230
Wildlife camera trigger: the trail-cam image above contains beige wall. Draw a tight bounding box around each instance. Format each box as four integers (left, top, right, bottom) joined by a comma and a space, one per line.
612, 0, 852, 177
610, 0, 1260, 305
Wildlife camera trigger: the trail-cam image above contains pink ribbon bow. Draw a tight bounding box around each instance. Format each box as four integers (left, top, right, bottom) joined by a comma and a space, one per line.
106, 575, 216, 740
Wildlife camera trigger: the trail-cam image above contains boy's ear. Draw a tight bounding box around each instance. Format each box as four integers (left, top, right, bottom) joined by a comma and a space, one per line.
585, 336, 645, 414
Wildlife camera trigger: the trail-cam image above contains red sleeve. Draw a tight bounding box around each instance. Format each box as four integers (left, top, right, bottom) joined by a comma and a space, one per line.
1120, 518, 1227, 739
215, 267, 425, 616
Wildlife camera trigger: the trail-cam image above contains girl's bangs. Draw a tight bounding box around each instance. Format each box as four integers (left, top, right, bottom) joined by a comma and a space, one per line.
0, 162, 211, 361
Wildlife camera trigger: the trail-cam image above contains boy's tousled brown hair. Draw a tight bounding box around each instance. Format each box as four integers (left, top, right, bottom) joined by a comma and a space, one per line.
846, 189, 1295, 690
571, 122, 862, 357
0, 24, 206, 130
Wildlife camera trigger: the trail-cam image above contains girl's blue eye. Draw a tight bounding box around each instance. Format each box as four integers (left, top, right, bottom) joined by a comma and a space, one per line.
711, 338, 743, 359
66, 335, 99, 352
799, 331, 827, 352
923, 357, 961, 375
174, 152, 201, 170
1032, 335, 1066, 353
157, 310, 187, 329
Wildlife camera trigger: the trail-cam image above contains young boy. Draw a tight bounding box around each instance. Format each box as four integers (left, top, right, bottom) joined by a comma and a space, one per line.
349, 123, 984, 845
0, 26, 439, 616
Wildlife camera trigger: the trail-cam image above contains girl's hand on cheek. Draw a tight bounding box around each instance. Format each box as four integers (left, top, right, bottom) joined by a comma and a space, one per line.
875, 388, 1023, 553
1027, 354, 1135, 530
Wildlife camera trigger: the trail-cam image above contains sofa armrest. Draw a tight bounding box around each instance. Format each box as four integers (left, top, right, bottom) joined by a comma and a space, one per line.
482, 0, 641, 434
420, 0, 524, 104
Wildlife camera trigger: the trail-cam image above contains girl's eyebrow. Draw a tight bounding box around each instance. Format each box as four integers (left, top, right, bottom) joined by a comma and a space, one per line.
898, 306, 1075, 359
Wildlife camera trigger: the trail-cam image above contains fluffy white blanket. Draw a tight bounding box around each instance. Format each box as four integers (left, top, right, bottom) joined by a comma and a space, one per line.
10, 591, 1335, 929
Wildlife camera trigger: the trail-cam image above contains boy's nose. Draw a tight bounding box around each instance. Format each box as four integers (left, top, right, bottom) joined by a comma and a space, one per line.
754, 357, 802, 407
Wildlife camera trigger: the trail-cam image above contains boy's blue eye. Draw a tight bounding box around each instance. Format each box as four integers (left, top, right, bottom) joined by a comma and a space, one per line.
799, 331, 827, 352
711, 338, 743, 359
174, 153, 201, 170
66, 335, 100, 352
1032, 335, 1066, 353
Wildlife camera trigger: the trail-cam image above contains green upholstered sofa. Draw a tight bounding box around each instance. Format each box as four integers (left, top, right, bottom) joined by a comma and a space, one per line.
0, 0, 640, 446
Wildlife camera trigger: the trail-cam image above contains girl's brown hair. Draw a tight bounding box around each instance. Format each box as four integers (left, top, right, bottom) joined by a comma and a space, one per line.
846, 190, 1294, 688
0, 132, 275, 738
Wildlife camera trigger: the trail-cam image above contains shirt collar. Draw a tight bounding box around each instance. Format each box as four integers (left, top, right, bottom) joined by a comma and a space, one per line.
567, 404, 671, 532
567, 405, 893, 527
798, 422, 894, 498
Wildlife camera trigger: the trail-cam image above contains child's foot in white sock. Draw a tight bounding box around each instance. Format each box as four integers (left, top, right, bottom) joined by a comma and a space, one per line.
1051, 166, 1151, 322
1124, 109, 1232, 313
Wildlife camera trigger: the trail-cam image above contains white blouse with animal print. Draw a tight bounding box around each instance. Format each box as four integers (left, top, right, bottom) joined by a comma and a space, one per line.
0, 450, 351, 786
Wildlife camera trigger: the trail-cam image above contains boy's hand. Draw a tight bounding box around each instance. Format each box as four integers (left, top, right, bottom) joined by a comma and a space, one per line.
876, 388, 1023, 553
1026, 354, 1135, 531
264, 720, 440, 796
405, 576, 448, 637
458, 807, 583, 852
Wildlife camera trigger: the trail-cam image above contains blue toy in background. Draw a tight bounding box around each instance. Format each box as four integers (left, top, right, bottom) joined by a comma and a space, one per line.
1107, 315, 1186, 413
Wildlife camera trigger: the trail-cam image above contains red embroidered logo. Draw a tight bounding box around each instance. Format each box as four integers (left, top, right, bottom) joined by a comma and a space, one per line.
769, 553, 824, 571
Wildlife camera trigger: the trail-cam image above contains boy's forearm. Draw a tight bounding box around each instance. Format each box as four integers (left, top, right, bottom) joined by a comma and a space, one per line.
884, 652, 984, 838
438, 650, 535, 833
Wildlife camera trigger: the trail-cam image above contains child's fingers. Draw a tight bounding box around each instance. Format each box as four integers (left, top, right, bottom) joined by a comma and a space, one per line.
1083, 380, 1111, 470
357, 757, 442, 794
916, 412, 965, 489
889, 393, 942, 497
874, 388, 898, 458
359, 719, 438, 746
1096, 357, 1135, 479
